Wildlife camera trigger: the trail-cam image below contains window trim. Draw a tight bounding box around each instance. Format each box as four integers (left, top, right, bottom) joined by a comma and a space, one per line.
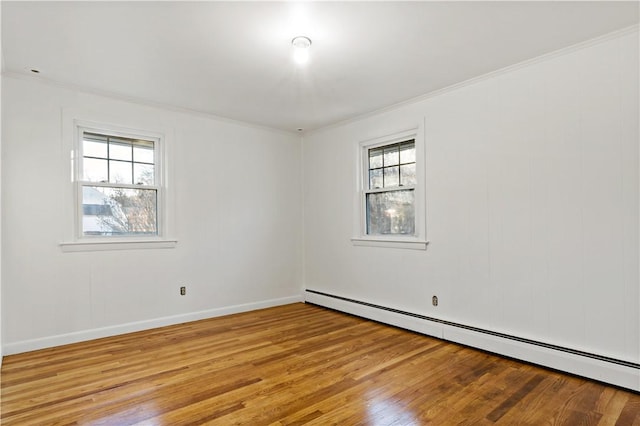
60, 118, 176, 252
59, 238, 178, 253
351, 123, 428, 250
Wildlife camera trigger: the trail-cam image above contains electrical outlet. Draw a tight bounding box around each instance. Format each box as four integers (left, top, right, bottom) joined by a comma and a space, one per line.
432, 295, 438, 306
180, 286, 186, 296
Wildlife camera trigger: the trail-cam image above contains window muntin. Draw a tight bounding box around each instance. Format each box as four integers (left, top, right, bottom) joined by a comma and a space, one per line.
365, 139, 416, 236
78, 129, 160, 238
82, 132, 155, 186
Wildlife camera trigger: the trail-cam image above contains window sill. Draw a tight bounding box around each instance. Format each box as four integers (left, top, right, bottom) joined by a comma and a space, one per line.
60, 239, 178, 252
350, 237, 428, 250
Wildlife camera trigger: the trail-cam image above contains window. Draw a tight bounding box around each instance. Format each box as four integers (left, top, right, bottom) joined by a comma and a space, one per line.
366, 140, 416, 235
76, 127, 162, 239
353, 126, 427, 250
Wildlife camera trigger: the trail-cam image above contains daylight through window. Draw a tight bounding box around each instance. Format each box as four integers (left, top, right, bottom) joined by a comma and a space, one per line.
79, 130, 160, 237
366, 139, 416, 235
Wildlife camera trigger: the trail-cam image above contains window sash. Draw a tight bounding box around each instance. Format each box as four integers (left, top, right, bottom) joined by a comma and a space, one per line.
80, 130, 158, 186
366, 187, 416, 236
367, 140, 416, 191
365, 184, 416, 195
77, 183, 160, 238
77, 180, 160, 191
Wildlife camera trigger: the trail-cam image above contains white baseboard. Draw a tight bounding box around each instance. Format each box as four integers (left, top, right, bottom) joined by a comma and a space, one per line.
305, 290, 640, 392
3, 294, 303, 356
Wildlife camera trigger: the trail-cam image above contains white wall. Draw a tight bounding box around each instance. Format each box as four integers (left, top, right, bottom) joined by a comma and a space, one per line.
303, 30, 639, 385
1, 76, 303, 353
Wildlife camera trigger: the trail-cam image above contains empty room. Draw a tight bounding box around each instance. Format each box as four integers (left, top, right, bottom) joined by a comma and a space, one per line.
1, 1, 639, 424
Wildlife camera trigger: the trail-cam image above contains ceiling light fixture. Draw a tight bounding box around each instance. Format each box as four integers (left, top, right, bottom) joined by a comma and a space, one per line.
292, 36, 312, 65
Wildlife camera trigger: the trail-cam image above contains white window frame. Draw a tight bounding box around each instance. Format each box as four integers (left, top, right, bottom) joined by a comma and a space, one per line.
60, 119, 176, 252
351, 123, 428, 250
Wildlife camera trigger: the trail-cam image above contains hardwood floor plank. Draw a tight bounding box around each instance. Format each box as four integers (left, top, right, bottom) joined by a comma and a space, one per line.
2, 303, 639, 425
615, 397, 640, 426
485, 374, 546, 422
598, 392, 631, 425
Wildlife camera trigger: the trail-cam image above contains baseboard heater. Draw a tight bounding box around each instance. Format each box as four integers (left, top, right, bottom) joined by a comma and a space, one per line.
305, 289, 640, 392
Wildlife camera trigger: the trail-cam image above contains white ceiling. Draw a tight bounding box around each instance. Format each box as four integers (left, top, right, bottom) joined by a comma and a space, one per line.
2, 1, 638, 133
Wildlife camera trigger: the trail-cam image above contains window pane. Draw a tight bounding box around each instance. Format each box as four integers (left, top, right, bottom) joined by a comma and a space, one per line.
369, 168, 383, 189
82, 186, 157, 236
400, 163, 416, 186
367, 189, 415, 235
134, 163, 154, 185
383, 166, 399, 187
109, 140, 132, 161
109, 160, 133, 184
133, 142, 154, 164
383, 145, 399, 166
369, 148, 383, 169
83, 204, 113, 216
400, 141, 415, 164
83, 139, 108, 159
83, 158, 108, 182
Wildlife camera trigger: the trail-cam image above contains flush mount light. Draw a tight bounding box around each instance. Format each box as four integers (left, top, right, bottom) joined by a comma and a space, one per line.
292, 36, 312, 65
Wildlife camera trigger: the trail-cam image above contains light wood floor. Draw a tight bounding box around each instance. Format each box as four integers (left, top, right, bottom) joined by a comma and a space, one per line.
1, 303, 639, 425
